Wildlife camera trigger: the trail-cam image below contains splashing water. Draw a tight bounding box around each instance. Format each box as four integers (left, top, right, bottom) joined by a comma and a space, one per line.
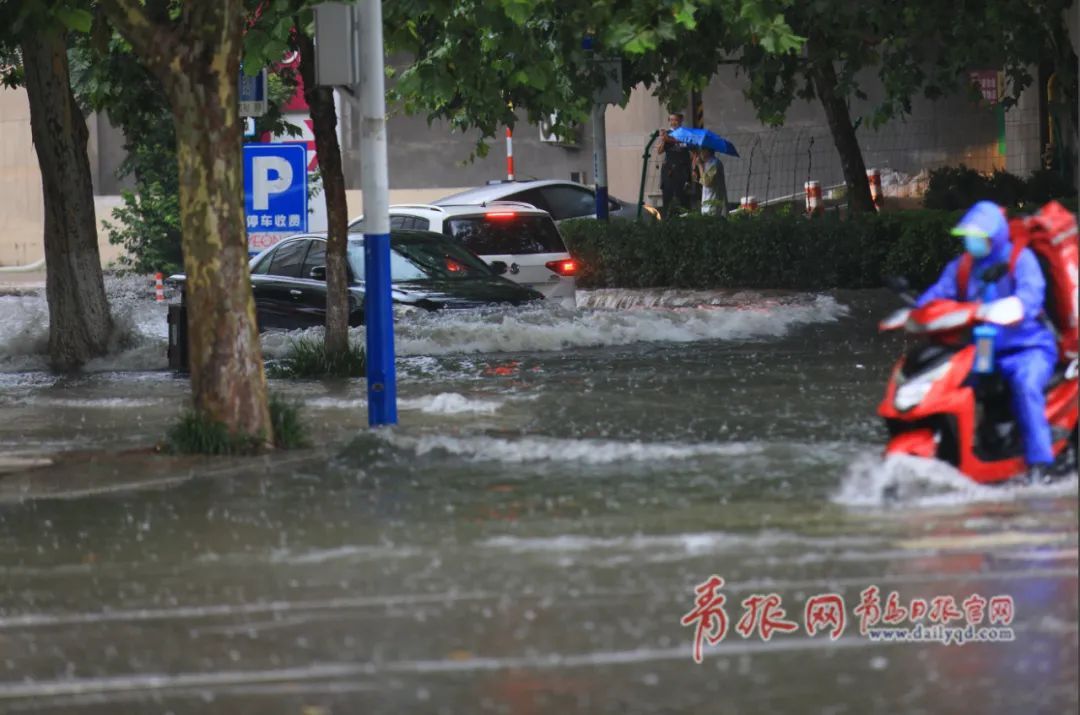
2, 282, 847, 372
834, 451, 1079, 508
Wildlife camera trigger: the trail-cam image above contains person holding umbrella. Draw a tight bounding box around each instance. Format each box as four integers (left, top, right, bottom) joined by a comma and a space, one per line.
655, 112, 693, 218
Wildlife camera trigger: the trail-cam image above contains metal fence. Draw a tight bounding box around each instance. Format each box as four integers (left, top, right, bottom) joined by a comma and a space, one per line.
639, 113, 1044, 210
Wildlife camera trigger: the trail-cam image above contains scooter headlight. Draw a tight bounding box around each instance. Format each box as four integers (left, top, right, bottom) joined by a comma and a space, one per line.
894, 361, 952, 412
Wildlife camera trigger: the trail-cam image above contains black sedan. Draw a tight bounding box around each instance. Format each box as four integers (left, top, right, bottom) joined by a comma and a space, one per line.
171, 231, 543, 331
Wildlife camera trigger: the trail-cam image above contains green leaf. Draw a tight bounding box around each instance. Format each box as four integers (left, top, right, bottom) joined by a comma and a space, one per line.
54, 6, 93, 34
673, 3, 697, 30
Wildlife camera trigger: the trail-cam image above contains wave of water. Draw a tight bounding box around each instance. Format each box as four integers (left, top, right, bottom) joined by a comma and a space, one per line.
381, 431, 759, 465
2, 284, 845, 372
0, 275, 170, 372
304, 392, 503, 416
263, 293, 847, 359
833, 452, 1079, 508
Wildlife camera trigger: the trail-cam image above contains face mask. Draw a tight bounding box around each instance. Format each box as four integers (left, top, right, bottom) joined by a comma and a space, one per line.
964, 234, 991, 258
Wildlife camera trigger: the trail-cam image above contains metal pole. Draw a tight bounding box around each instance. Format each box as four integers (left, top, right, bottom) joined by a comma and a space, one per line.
506, 127, 514, 180
357, 0, 396, 426
592, 103, 608, 220
637, 130, 660, 220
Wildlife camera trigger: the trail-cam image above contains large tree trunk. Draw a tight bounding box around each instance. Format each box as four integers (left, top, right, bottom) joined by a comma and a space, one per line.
21, 27, 114, 371
295, 29, 350, 357
807, 37, 876, 215
102, 0, 272, 443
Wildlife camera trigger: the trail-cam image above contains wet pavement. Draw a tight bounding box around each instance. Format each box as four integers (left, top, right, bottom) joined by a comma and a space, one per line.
0, 280, 1075, 713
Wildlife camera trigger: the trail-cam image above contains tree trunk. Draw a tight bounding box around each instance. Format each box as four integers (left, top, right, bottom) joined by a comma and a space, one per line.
102, 0, 273, 442
21, 27, 114, 371
807, 38, 876, 215
295, 29, 350, 357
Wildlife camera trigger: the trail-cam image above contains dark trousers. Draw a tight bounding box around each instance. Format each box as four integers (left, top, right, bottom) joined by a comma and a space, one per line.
661, 179, 690, 218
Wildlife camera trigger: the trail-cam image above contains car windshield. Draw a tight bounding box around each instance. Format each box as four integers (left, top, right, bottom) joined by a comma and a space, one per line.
347, 233, 494, 282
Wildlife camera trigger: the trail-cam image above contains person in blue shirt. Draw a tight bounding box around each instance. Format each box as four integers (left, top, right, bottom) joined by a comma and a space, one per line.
917, 201, 1058, 483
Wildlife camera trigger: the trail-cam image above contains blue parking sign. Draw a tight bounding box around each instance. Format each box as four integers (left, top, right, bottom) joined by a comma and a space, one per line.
243, 143, 308, 254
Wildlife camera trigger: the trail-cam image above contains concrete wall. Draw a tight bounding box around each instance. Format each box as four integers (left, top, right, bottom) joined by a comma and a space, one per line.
0, 89, 45, 267
0, 88, 128, 268
339, 99, 595, 192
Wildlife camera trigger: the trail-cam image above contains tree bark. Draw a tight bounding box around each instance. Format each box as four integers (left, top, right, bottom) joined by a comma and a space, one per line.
21, 27, 114, 371
807, 37, 876, 215
102, 0, 273, 443
294, 28, 350, 357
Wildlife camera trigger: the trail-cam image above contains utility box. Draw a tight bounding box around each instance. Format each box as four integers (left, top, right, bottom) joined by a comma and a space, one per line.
313, 2, 359, 86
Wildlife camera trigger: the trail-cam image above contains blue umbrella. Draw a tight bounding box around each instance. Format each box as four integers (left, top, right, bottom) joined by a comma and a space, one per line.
668, 127, 739, 158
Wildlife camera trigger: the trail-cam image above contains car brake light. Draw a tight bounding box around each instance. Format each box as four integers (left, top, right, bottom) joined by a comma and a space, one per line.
486, 212, 517, 220
545, 259, 578, 276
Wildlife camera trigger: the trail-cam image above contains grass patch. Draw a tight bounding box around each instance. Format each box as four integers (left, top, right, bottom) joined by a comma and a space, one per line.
266, 336, 366, 379
166, 393, 309, 454
269, 393, 309, 449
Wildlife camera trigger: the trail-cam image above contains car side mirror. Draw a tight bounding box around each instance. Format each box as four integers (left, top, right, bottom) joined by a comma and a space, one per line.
309, 266, 326, 281
488, 260, 508, 276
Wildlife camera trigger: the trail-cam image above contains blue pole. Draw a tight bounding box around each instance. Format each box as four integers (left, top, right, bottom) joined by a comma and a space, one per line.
358, 0, 396, 426
592, 103, 609, 221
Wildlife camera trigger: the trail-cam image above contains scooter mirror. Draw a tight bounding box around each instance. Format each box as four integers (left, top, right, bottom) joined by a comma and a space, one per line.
885, 275, 910, 293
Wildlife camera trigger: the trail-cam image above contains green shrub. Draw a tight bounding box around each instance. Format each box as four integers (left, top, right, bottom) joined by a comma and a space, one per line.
923, 164, 1076, 211
561, 209, 974, 292
166, 393, 308, 455
268, 393, 310, 449
266, 336, 366, 379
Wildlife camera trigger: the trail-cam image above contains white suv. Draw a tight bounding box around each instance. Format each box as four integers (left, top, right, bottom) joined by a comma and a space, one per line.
349, 202, 577, 309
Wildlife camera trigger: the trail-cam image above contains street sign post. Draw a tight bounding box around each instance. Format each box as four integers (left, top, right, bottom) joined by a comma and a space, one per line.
239, 67, 268, 117
242, 142, 308, 255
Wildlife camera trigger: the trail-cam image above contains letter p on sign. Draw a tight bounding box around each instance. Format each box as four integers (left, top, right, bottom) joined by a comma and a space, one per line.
252, 156, 293, 210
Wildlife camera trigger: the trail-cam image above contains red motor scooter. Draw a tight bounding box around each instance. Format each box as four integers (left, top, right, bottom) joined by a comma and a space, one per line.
877, 202, 1079, 485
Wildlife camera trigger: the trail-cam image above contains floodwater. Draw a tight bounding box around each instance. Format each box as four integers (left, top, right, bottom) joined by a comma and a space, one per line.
0, 277, 1075, 714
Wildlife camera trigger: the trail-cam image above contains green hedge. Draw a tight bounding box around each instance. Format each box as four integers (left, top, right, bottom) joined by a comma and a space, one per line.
561, 210, 963, 291
923, 165, 1076, 211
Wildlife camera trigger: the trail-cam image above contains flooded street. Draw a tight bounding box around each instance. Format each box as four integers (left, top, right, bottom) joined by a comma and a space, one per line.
0, 282, 1075, 713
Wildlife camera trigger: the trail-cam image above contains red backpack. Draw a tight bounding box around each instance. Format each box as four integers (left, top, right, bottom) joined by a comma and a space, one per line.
956, 201, 1079, 358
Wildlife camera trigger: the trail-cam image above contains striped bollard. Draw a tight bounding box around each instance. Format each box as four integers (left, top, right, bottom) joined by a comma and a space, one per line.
154, 272, 165, 302
804, 181, 823, 217
867, 168, 882, 211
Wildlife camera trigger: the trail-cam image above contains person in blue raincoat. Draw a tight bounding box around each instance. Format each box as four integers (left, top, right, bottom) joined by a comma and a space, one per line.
917, 201, 1059, 483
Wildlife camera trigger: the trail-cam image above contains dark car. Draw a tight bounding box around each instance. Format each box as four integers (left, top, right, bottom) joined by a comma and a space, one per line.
170, 231, 543, 332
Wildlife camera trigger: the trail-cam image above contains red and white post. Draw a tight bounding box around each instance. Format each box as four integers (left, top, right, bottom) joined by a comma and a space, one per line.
867, 169, 882, 211
154, 272, 165, 302
804, 181, 823, 216
506, 127, 514, 181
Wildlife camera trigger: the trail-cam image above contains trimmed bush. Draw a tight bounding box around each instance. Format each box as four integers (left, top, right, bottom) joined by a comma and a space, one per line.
923, 165, 1076, 211
561, 209, 964, 292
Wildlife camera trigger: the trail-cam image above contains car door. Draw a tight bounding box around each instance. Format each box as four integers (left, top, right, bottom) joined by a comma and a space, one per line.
254, 238, 310, 329
295, 239, 329, 326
